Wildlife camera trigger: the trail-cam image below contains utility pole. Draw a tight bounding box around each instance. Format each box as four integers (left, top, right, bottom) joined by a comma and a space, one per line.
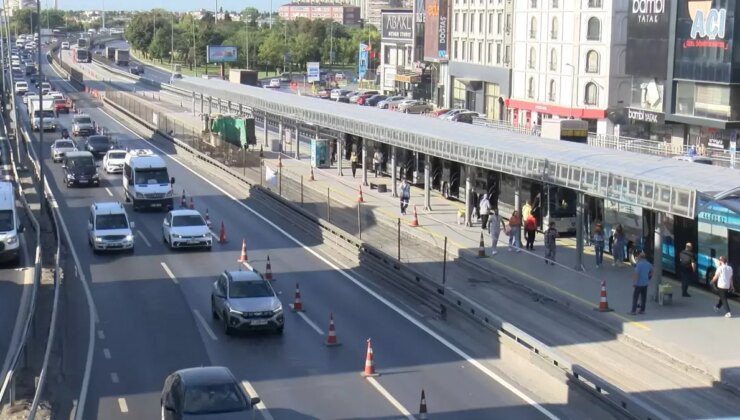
245, 21, 249, 69
102, 0, 105, 30
170, 12, 174, 67
329, 22, 333, 71
269, 0, 273, 29
36, 0, 44, 213
192, 17, 196, 75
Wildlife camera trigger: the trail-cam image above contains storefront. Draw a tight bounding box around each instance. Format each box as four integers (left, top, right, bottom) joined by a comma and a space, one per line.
505, 98, 606, 131
447, 61, 509, 120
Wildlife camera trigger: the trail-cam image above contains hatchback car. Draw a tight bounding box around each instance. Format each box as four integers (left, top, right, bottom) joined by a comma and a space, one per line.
161, 366, 260, 420
364, 94, 388, 107
211, 269, 284, 335
51, 138, 77, 162
162, 209, 212, 249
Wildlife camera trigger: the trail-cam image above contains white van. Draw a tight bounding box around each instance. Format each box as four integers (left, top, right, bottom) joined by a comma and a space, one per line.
123, 149, 175, 211
0, 182, 23, 264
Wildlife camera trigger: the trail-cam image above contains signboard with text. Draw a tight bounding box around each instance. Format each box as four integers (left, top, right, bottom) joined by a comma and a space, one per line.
626, 0, 670, 79
381, 11, 413, 41
307, 62, 320, 82
207, 45, 237, 63
358, 44, 369, 80
423, 0, 448, 60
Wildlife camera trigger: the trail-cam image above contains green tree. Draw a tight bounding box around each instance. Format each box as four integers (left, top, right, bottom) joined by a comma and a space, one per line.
241, 7, 259, 27
125, 13, 154, 56
258, 31, 287, 74
148, 27, 171, 61
289, 32, 317, 66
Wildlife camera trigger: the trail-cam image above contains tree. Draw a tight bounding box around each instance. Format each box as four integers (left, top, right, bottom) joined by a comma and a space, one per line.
290, 32, 317, 66
258, 31, 287, 74
148, 27, 171, 62
241, 7, 259, 27
223, 12, 232, 22
125, 13, 155, 56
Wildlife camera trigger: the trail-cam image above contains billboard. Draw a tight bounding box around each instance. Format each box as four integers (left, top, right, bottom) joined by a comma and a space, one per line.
381, 11, 413, 41
423, 0, 448, 60
358, 44, 369, 80
207, 45, 238, 63
674, 0, 737, 82
626, 0, 670, 79
307, 62, 320, 82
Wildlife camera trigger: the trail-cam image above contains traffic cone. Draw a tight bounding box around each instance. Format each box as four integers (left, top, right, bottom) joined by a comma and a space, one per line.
277, 154, 283, 168
361, 338, 379, 377
419, 389, 428, 419
478, 232, 486, 257
237, 239, 248, 263
596, 280, 613, 312
180, 189, 186, 208
357, 184, 364, 203
325, 313, 341, 346
290, 283, 303, 311
309, 166, 315, 181
410, 205, 419, 227
205, 209, 212, 229
264, 256, 273, 280
218, 221, 227, 244
189, 197, 195, 210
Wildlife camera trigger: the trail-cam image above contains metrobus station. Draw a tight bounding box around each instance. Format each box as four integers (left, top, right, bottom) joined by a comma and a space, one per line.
174, 76, 740, 287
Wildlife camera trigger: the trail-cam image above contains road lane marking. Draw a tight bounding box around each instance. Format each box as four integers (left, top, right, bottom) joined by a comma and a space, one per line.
95, 87, 560, 420
160, 262, 178, 284
103, 348, 111, 359
105, 187, 113, 196
240, 381, 273, 420
97, 330, 105, 340
193, 309, 218, 341
110, 372, 119, 384
297, 312, 324, 336
117, 397, 128, 413
365, 377, 414, 419
136, 230, 151, 247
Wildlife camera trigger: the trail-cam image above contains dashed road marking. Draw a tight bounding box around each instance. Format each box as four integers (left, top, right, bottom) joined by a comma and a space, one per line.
110, 372, 119, 383
97, 330, 105, 340
137, 230, 151, 247
193, 309, 218, 341
105, 187, 113, 196
365, 376, 414, 419
241, 381, 273, 420
297, 311, 324, 336
160, 262, 178, 284
117, 398, 128, 413
103, 348, 111, 359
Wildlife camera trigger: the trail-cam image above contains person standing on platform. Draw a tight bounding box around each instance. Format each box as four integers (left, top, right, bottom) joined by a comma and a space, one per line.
524, 212, 537, 250
490, 208, 501, 255
522, 199, 533, 221
679, 243, 697, 297
630, 252, 653, 315
544, 222, 558, 264
479, 194, 491, 231
373, 148, 383, 177
508, 211, 522, 252
612, 224, 626, 266
399, 178, 411, 215
593, 223, 605, 268
350, 150, 359, 178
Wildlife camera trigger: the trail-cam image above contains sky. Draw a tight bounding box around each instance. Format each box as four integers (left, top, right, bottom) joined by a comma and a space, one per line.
54, 0, 284, 13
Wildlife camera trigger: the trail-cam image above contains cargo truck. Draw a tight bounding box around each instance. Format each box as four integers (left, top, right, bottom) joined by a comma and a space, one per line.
114, 49, 129, 66
229, 69, 259, 87
106, 46, 117, 60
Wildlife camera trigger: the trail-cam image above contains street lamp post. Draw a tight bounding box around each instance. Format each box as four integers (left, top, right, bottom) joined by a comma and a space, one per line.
36, 0, 44, 213
245, 21, 249, 69
565, 63, 576, 119
170, 12, 174, 68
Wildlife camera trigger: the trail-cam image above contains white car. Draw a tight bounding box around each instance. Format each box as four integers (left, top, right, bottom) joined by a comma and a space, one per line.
162, 209, 212, 250
673, 155, 713, 165
40, 82, 51, 95
61, 41, 70, 49
267, 78, 280, 88
102, 149, 127, 173
51, 138, 77, 162
14, 81, 28, 95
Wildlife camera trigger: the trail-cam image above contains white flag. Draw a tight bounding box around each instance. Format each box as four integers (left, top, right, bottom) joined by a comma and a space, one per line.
265, 165, 277, 186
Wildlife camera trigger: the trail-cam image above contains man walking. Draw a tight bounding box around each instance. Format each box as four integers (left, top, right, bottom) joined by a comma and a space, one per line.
399, 178, 411, 215
678, 243, 697, 297
630, 252, 653, 315
373, 148, 383, 177
711, 256, 734, 318
350, 149, 359, 178
489, 208, 501, 255
543, 222, 558, 264
479, 194, 491, 231
524, 212, 537, 250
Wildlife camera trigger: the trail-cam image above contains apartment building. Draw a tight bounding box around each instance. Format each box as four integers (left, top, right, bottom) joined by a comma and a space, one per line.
366, 0, 413, 29
509, 0, 629, 134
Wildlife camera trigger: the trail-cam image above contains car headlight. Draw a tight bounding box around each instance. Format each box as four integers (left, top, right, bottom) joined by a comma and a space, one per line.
172, 233, 182, 239
6, 235, 18, 245
124, 234, 134, 242
228, 307, 243, 315
164, 190, 173, 198
66, 173, 75, 179
92, 174, 99, 179
95, 237, 103, 242
272, 307, 283, 315
202, 232, 211, 238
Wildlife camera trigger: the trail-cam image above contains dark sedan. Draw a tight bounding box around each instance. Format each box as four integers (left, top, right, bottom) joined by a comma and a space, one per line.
129, 64, 144, 75
84, 135, 114, 158
365, 94, 388, 107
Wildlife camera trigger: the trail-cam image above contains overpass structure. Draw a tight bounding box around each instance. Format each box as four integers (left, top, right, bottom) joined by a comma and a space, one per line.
174, 76, 739, 221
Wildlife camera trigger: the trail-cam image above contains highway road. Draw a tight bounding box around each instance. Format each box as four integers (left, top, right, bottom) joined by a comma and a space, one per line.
19, 48, 625, 419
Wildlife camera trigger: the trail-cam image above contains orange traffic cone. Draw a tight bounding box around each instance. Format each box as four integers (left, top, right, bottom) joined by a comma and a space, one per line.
237, 239, 248, 263
180, 189, 187, 208
189, 197, 195, 210
410, 205, 419, 227
205, 209, 212, 229
596, 280, 613, 312
218, 221, 227, 244
357, 184, 365, 203
361, 338, 379, 377
478, 232, 486, 257
264, 256, 273, 280
291, 283, 303, 312
325, 313, 341, 346
309, 166, 315, 181
419, 389, 428, 419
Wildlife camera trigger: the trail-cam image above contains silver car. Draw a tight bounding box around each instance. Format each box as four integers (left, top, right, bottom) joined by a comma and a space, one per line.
51, 138, 77, 162
397, 100, 433, 114
376, 95, 406, 109
211, 269, 284, 335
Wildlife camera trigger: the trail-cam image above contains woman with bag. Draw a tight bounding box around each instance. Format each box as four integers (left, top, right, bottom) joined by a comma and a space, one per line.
508, 211, 522, 252
612, 224, 626, 266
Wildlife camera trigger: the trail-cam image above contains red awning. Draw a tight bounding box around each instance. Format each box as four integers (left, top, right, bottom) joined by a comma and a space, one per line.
506, 99, 606, 119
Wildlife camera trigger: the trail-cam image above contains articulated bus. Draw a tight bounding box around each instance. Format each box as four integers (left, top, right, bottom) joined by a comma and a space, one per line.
71, 46, 91, 63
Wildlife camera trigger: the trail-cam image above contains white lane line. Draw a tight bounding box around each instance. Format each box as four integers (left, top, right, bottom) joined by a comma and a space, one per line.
241, 381, 273, 420
136, 230, 152, 247
97, 330, 105, 340
95, 81, 558, 419
296, 312, 324, 336
193, 309, 218, 341
117, 397, 128, 413
160, 262, 178, 284
110, 372, 119, 384
103, 348, 111, 359
105, 187, 113, 196
366, 376, 415, 419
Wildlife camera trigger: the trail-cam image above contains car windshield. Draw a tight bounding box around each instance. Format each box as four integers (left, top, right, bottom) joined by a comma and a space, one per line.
172, 215, 205, 227
183, 382, 247, 414
96, 214, 128, 230
108, 152, 126, 160
134, 168, 169, 185
0, 210, 14, 232
229, 280, 273, 298
75, 117, 92, 124
66, 156, 94, 168
55, 141, 74, 148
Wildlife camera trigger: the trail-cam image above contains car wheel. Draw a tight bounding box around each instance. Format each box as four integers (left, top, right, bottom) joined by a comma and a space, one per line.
276, 326, 284, 335
223, 314, 233, 336
162, 230, 167, 244
211, 298, 218, 319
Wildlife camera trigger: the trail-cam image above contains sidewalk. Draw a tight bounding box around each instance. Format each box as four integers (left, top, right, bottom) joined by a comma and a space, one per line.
100, 79, 740, 393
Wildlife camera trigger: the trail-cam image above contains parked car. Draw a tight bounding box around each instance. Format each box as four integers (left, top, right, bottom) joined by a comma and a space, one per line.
364, 94, 388, 107
383, 96, 409, 111
376, 95, 406, 109
355, 91, 379, 105
429, 108, 451, 117
317, 88, 332, 99
51, 138, 77, 162
438, 108, 467, 120
330, 89, 351, 100
450, 111, 481, 124
397, 100, 433, 114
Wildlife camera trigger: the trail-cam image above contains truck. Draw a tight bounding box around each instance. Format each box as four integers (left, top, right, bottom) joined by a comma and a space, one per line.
106, 46, 117, 61
28, 96, 57, 131
114, 49, 130, 66
540, 119, 589, 144
229, 69, 259, 87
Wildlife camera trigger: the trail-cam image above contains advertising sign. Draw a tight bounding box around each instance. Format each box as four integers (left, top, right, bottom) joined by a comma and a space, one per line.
307, 62, 320, 82
626, 0, 670, 78
414, 0, 425, 23
674, 0, 737, 82
423, 0, 448, 60
381, 11, 413, 41
207, 45, 237, 63
437, 0, 448, 60
358, 44, 369, 80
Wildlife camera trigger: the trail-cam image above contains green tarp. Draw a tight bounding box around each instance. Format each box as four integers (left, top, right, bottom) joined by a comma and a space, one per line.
211, 116, 255, 148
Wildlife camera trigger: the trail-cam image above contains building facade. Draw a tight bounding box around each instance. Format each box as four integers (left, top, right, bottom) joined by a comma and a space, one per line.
508, 0, 630, 134
380, 10, 418, 95
4, 0, 35, 17
367, 0, 414, 29
278, 3, 362, 25
447, 0, 513, 121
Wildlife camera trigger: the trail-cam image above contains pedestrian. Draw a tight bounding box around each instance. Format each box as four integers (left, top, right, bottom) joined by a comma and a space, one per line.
524, 212, 537, 250
678, 242, 697, 297
544, 222, 558, 264
612, 224, 626, 266
522, 200, 533, 221
473, 193, 481, 221
350, 150, 358, 178
711, 256, 734, 318
489, 208, 501, 255
399, 178, 411, 215
507, 210, 522, 252
373, 148, 383, 177
630, 252, 653, 315
479, 194, 491, 231
593, 223, 605, 268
